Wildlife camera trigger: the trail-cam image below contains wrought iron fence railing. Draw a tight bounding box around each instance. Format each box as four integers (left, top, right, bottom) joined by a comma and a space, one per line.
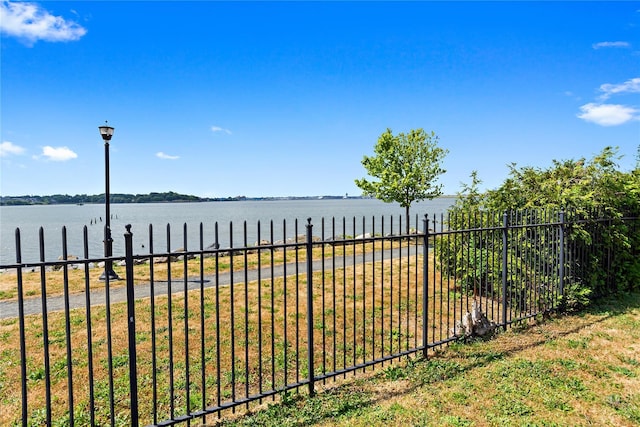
1, 210, 637, 426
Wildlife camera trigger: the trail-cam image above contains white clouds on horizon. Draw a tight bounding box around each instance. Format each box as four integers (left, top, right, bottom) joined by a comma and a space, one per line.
0, 141, 25, 157
211, 126, 232, 135
577, 103, 639, 126
39, 146, 78, 161
592, 41, 631, 49
0, 1, 87, 45
156, 152, 180, 160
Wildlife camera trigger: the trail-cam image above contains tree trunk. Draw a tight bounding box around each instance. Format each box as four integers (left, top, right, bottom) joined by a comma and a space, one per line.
405, 205, 410, 235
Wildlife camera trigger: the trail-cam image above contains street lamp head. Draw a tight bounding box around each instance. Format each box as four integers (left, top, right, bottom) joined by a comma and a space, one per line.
98, 122, 115, 142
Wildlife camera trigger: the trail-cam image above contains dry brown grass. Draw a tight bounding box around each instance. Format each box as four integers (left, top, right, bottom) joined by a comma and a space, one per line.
2, 240, 467, 426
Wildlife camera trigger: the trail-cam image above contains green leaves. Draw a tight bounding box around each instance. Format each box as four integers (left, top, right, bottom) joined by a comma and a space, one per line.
448, 146, 640, 306
480, 146, 639, 215
355, 128, 448, 225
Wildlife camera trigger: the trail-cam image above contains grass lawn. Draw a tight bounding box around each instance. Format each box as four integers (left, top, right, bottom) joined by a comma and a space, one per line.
219, 291, 640, 427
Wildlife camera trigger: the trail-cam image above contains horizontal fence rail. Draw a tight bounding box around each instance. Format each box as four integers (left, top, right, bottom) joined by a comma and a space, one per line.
1, 210, 638, 426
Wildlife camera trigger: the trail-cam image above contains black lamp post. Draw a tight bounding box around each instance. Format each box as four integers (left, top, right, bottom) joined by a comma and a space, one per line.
98, 122, 120, 281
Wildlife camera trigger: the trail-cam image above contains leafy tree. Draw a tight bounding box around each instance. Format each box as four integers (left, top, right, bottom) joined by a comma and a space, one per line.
440, 146, 640, 310
355, 128, 448, 233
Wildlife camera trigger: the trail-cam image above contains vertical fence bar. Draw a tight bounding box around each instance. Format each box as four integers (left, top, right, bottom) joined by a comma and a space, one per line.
479, 211, 485, 313
15, 229, 27, 426
468, 210, 473, 313
182, 224, 190, 419
607, 216, 613, 292
371, 216, 384, 360
83, 226, 96, 426
331, 217, 337, 373
229, 222, 236, 408
531, 211, 538, 315
166, 224, 175, 420
305, 218, 315, 396
413, 214, 419, 350
243, 222, 250, 405
438, 213, 444, 343
399, 214, 403, 350
567, 211, 575, 309
422, 215, 429, 358
199, 222, 206, 423
379, 216, 385, 363
453, 211, 460, 336
522, 210, 529, 317
214, 222, 221, 412
322, 218, 328, 379
509, 211, 515, 323
104, 237, 116, 426
445, 213, 451, 339
558, 211, 565, 308
550, 210, 557, 310
343, 217, 347, 377
38, 228, 52, 426
492, 212, 499, 318
124, 225, 139, 426
371, 216, 376, 363
361, 216, 366, 370
352, 216, 357, 367
389, 216, 394, 355
148, 224, 158, 425
270, 222, 276, 393
257, 221, 264, 394
295, 219, 301, 384
282, 219, 288, 389
61, 227, 75, 426
501, 212, 509, 330
405, 216, 410, 352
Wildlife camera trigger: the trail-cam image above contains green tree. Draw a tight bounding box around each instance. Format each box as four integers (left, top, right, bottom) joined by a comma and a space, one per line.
355, 128, 448, 233
441, 146, 640, 309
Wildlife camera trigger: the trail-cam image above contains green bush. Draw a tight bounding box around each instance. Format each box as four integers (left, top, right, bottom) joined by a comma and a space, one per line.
437, 147, 640, 310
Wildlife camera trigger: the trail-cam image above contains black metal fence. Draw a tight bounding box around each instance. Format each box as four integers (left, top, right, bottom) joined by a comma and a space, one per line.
1, 210, 637, 426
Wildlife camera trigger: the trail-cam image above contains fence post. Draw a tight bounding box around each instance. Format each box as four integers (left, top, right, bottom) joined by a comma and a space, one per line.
558, 211, 565, 309
422, 215, 429, 359
305, 218, 315, 397
501, 212, 509, 330
124, 225, 139, 426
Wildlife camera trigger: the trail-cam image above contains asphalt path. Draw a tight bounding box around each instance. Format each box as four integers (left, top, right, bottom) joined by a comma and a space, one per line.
0, 246, 423, 319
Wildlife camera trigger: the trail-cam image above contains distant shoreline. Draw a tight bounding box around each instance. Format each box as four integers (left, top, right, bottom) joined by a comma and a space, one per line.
0, 193, 457, 206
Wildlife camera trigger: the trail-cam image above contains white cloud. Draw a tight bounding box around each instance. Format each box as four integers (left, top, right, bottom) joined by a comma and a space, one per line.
598, 77, 640, 100
592, 41, 631, 49
211, 126, 232, 135
0, 1, 87, 45
156, 152, 180, 160
577, 103, 639, 126
0, 141, 25, 157
40, 146, 78, 161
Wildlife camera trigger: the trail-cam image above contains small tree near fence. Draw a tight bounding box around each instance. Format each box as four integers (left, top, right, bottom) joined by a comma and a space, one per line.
355, 128, 448, 234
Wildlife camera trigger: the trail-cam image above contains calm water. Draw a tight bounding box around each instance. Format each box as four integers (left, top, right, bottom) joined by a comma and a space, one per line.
0, 198, 455, 264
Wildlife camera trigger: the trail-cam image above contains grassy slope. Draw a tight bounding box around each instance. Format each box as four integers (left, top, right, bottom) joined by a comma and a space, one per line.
219, 291, 640, 427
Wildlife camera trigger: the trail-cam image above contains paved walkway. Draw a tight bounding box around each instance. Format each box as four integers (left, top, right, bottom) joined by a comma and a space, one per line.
0, 247, 423, 319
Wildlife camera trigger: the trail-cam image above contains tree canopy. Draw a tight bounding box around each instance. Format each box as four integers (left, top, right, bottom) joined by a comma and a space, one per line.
479, 146, 640, 216
446, 146, 640, 308
355, 128, 448, 232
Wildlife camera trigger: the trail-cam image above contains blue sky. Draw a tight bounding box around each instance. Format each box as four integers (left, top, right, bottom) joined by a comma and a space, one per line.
1, 1, 638, 198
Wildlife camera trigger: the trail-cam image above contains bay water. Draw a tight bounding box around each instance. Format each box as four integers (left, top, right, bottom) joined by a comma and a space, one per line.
0, 198, 455, 264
